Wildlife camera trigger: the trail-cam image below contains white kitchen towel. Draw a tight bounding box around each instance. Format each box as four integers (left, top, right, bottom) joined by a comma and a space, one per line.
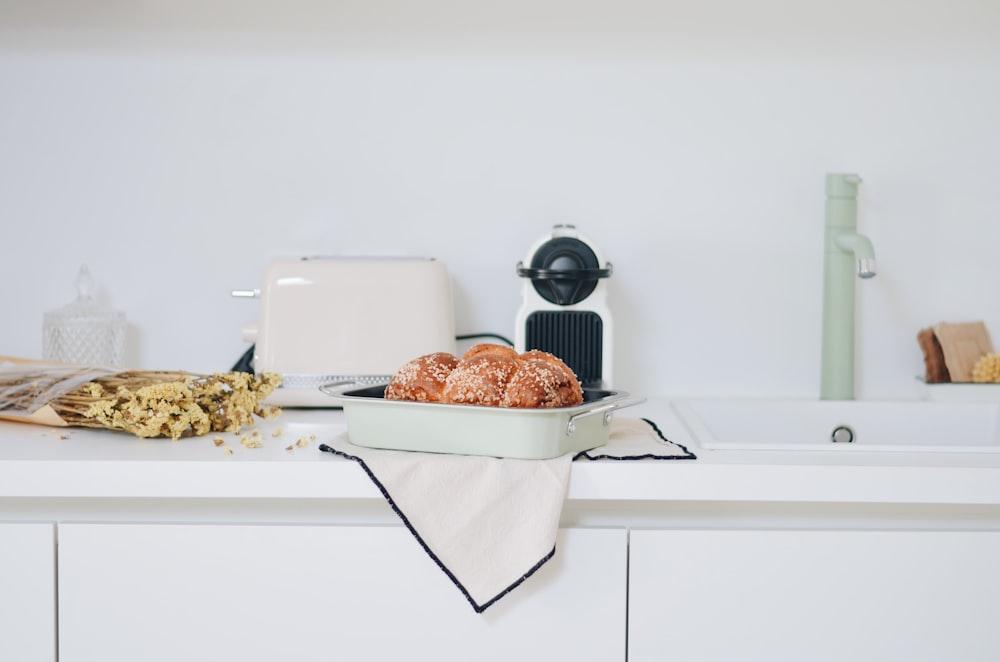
319, 417, 693, 612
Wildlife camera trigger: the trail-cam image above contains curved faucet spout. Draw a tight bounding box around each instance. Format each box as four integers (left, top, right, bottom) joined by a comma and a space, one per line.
834, 232, 877, 278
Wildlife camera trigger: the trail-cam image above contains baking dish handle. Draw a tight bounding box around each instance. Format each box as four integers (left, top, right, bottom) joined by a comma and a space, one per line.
566, 394, 646, 435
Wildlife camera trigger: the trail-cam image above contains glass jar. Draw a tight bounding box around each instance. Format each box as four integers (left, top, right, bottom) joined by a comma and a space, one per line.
43, 265, 126, 367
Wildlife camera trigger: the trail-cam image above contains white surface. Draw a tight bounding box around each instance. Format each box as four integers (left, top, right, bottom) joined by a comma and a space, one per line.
674, 398, 1000, 452
4, 394, 1000, 661
920, 381, 1000, 401
4, 398, 1000, 506
0, 523, 56, 662
629, 528, 1000, 662
58, 523, 626, 662
1, 1, 1000, 402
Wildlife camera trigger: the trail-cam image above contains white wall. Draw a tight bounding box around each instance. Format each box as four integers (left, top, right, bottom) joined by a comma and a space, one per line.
2, 0, 999, 399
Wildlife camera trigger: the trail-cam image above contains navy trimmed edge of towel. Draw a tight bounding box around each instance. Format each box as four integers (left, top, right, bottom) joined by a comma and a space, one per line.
575, 417, 696, 461
318, 417, 695, 612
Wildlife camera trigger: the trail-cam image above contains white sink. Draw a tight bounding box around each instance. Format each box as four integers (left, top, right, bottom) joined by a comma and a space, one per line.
672, 399, 1000, 452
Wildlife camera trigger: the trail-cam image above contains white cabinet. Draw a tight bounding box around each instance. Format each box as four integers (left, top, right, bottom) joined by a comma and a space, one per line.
629, 528, 1000, 662
0, 523, 56, 662
58, 523, 626, 662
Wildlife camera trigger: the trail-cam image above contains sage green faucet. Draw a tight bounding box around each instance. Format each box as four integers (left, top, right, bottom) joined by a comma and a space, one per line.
820, 173, 876, 400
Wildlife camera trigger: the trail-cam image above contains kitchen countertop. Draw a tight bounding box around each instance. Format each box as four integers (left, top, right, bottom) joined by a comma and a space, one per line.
3, 396, 1000, 509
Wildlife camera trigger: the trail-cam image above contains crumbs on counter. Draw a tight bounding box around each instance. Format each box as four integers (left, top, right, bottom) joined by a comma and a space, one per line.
285, 436, 311, 451
210, 426, 313, 452
239, 433, 262, 449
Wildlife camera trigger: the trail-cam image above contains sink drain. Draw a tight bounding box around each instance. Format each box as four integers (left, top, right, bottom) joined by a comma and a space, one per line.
831, 425, 855, 444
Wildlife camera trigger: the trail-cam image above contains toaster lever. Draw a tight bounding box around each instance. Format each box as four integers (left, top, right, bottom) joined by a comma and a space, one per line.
318, 379, 391, 397
231, 289, 260, 298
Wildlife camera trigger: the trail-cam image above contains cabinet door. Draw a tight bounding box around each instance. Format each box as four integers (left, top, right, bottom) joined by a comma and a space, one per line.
629, 529, 1000, 662
0, 523, 56, 662
59, 523, 626, 662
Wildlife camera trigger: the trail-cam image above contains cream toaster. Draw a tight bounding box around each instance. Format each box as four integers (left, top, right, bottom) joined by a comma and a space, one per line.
235, 257, 456, 407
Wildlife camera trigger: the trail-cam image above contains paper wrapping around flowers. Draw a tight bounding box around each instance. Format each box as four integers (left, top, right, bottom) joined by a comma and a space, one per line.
0, 403, 73, 427
0, 357, 114, 426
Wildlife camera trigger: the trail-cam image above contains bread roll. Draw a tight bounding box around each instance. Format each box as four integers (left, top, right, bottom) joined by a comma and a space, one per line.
504, 350, 584, 408
384, 352, 460, 403
442, 353, 520, 406
383, 345, 584, 408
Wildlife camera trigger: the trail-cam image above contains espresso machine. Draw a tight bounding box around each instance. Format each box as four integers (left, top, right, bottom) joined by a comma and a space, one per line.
514, 225, 613, 388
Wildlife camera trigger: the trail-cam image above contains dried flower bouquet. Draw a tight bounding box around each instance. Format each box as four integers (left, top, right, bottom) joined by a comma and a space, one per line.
0, 360, 281, 439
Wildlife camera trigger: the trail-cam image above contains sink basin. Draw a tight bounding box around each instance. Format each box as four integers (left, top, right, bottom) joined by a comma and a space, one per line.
672, 399, 1000, 452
